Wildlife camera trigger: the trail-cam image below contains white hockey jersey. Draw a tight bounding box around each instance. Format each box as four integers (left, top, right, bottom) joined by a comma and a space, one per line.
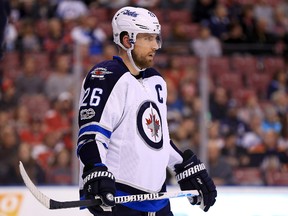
77, 56, 183, 211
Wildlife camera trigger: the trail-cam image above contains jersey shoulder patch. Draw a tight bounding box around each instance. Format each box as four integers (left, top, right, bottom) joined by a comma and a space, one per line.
85, 59, 128, 88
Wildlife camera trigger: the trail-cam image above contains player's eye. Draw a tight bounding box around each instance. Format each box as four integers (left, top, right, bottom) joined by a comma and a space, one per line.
144, 35, 155, 42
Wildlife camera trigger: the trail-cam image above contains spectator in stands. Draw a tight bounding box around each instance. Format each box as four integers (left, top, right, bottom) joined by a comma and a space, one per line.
17, 0, 54, 20
32, 19, 49, 50
238, 91, 264, 124
15, 56, 45, 97
208, 140, 235, 185
71, 14, 107, 55
277, 0, 288, 20
279, 111, 288, 151
0, 78, 18, 111
271, 90, 288, 138
249, 18, 279, 55
131, 0, 161, 8
241, 115, 263, 150
206, 3, 231, 41
16, 19, 41, 52
0, 110, 13, 131
164, 56, 191, 89
275, 0, 288, 49
273, 7, 288, 37
44, 53, 74, 101
239, 4, 257, 45
174, 115, 198, 153
220, 99, 250, 139
261, 105, 282, 134
44, 92, 73, 150
97, 0, 131, 9
14, 104, 32, 132
253, 0, 274, 32
48, 148, 72, 185
30, 0, 56, 20
102, 43, 117, 59
223, 23, 248, 54
0, 124, 20, 185
14, 142, 46, 184
249, 130, 288, 170
17, 0, 36, 20
208, 120, 224, 148
44, 18, 73, 58
190, 24, 222, 57
32, 128, 65, 171
165, 22, 190, 54
209, 86, 229, 121
4, 16, 18, 52
192, 0, 217, 23
0, 0, 9, 59
266, 69, 288, 100
160, 0, 193, 10
225, 0, 243, 24
166, 77, 184, 136
19, 117, 45, 147
179, 75, 198, 117
56, 0, 88, 20
221, 131, 250, 168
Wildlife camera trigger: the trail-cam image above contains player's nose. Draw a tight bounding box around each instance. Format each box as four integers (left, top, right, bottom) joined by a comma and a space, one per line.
152, 40, 160, 50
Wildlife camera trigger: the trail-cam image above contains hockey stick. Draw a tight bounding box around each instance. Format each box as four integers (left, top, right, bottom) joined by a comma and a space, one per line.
19, 161, 200, 210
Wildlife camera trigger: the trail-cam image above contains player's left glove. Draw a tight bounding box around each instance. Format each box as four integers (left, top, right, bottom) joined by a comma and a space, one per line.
174, 149, 217, 212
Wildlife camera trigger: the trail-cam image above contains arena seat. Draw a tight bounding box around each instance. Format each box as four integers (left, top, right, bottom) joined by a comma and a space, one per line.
217, 72, 243, 92
167, 10, 191, 24
263, 56, 285, 75
265, 170, 288, 185
233, 167, 264, 185
208, 56, 231, 77
230, 55, 258, 75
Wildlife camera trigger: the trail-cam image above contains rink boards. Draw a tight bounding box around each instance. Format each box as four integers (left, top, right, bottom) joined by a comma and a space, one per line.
0, 186, 287, 216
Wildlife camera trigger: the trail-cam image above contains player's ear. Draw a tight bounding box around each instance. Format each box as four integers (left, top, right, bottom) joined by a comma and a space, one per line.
120, 32, 132, 49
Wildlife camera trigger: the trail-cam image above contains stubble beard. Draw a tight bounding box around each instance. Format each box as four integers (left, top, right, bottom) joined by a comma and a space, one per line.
131, 50, 154, 69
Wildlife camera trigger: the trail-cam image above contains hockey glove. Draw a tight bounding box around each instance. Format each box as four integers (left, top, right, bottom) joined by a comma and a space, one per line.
174, 150, 217, 212
82, 165, 116, 215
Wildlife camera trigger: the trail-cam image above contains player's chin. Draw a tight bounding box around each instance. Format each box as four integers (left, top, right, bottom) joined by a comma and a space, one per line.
137, 57, 154, 68
145, 61, 154, 68
146, 57, 154, 67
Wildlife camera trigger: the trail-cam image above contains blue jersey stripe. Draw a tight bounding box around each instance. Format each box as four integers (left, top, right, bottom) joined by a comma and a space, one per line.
78, 124, 112, 139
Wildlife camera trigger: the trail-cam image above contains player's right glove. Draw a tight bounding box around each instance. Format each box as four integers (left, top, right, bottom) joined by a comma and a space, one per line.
82, 164, 116, 216
174, 149, 217, 212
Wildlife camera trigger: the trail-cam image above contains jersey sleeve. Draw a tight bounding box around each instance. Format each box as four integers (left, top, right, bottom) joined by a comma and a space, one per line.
76, 60, 128, 166
167, 140, 183, 170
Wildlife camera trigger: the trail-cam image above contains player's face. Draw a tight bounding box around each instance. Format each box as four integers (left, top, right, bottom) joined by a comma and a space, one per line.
132, 33, 161, 68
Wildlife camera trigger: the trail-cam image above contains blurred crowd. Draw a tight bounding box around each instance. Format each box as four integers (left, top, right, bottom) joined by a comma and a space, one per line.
0, 0, 288, 186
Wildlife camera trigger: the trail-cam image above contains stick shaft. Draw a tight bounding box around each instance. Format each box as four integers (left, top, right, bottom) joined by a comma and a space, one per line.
19, 161, 200, 210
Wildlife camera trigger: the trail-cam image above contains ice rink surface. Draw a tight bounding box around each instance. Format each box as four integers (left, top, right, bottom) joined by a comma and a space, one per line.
170, 186, 288, 216
0, 186, 287, 216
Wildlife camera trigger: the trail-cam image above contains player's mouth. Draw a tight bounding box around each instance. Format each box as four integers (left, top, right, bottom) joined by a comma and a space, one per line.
148, 53, 155, 59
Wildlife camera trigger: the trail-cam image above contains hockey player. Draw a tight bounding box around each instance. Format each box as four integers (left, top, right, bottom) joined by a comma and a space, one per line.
77, 6, 217, 216
0, 0, 8, 60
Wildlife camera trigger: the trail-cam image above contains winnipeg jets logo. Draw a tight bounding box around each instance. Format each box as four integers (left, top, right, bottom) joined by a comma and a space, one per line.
137, 101, 163, 149
123, 9, 138, 17
145, 109, 160, 141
